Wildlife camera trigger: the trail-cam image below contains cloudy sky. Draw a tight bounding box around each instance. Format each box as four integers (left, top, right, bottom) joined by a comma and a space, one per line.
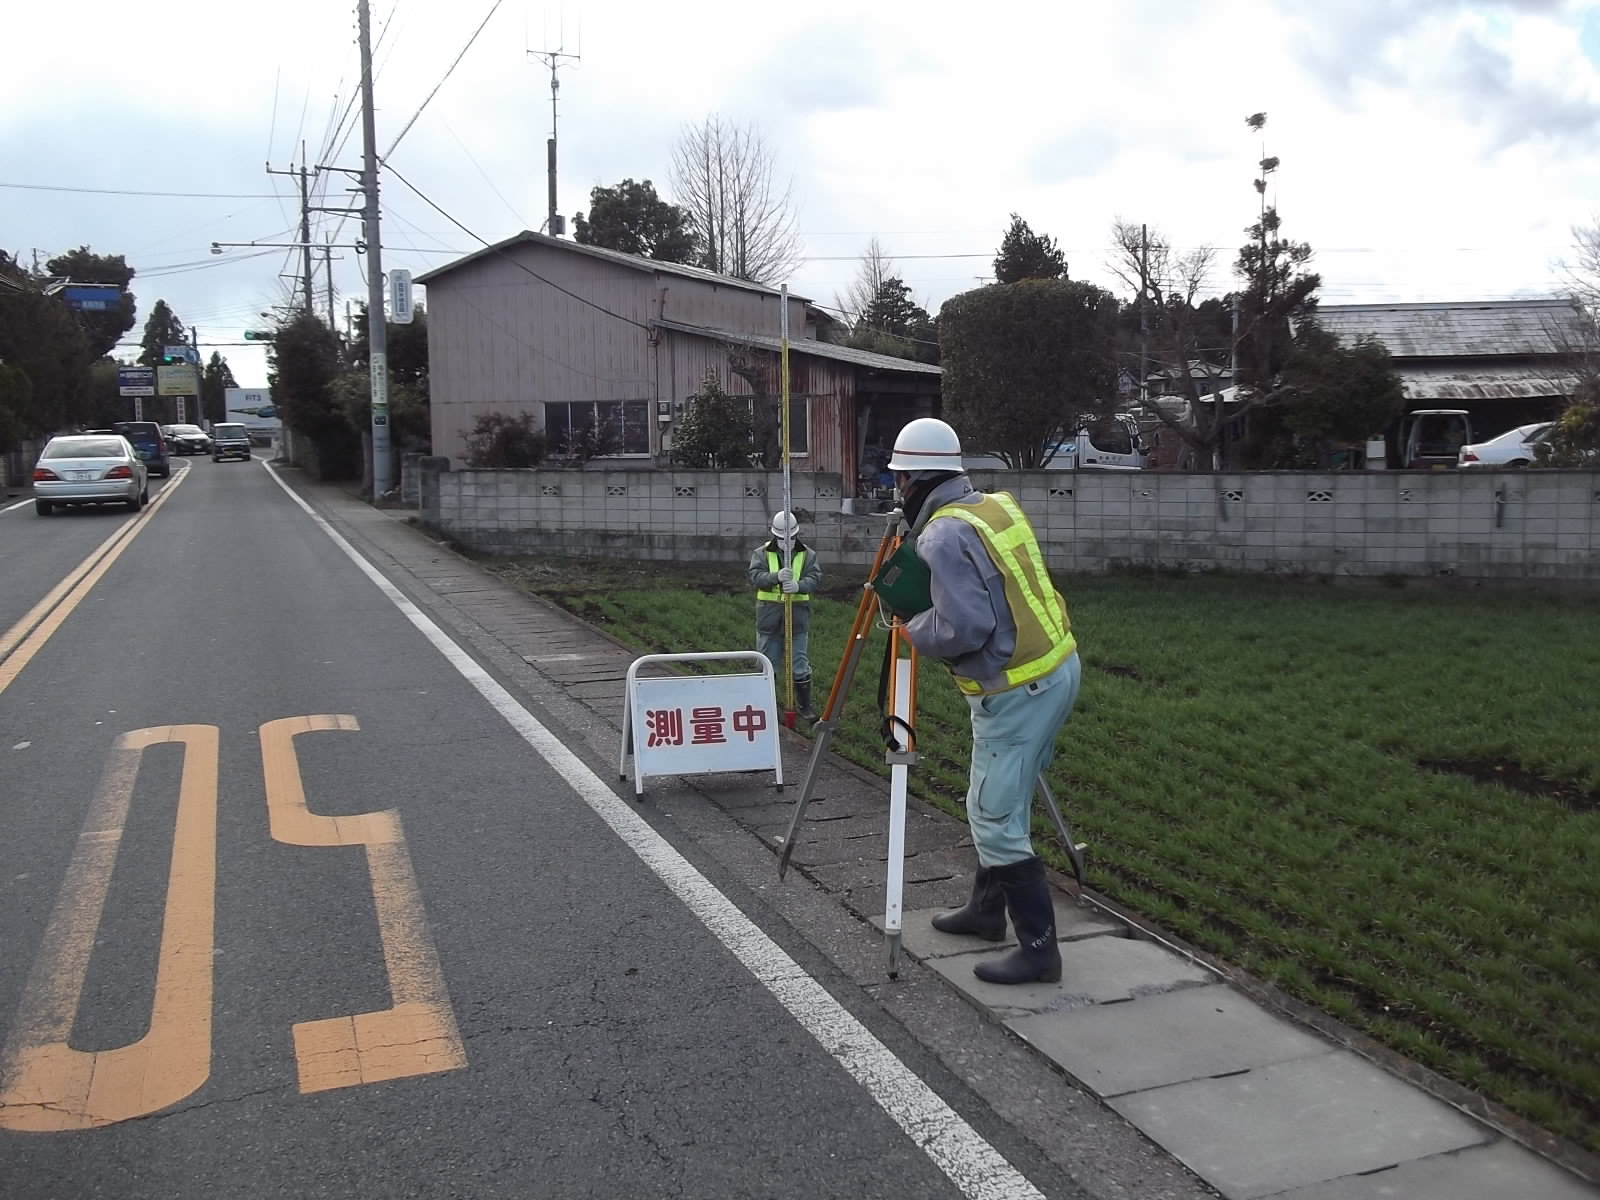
5, 0, 1599, 386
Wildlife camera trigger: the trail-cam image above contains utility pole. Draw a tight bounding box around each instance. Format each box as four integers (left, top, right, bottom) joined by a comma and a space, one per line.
318, 233, 345, 336
191, 326, 204, 425
266, 148, 316, 313
358, 0, 392, 496
528, 44, 579, 236
1138, 222, 1150, 412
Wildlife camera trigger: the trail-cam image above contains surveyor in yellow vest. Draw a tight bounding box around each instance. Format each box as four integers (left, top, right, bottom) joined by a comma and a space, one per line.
748, 510, 823, 721
889, 418, 1082, 986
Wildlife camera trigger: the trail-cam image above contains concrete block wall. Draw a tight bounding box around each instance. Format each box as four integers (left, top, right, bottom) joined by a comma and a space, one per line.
426, 467, 851, 561
419, 464, 1600, 583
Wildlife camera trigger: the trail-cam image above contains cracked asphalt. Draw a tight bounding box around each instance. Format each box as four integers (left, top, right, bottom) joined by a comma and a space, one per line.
0, 461, 1102, 1198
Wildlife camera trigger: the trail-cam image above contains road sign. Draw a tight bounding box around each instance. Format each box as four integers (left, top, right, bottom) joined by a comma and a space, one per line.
157, 364, 199, 396
61, 284, 122, 312
619, 653, 782, 796
117, 366, 156, 397
389, 269, 414, 324
164, 344, 199, 365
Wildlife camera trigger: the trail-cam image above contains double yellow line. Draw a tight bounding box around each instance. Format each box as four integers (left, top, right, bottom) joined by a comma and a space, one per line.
0, 470, 187, 697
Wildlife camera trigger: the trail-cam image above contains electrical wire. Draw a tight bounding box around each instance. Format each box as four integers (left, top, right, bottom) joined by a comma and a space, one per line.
381, 0, 505, 163
383, 161, 648, 330
0, 182, 281, 199
437, 117, 529, 229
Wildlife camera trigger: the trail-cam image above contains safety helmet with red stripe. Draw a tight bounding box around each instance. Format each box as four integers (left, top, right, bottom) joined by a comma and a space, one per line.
886, 417, 964, 473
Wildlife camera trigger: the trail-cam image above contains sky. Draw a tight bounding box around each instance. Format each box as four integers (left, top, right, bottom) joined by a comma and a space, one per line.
5, 0, 1600, 388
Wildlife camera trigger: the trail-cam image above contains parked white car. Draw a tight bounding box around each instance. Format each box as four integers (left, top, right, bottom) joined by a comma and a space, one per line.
1457, 422, 1553, 469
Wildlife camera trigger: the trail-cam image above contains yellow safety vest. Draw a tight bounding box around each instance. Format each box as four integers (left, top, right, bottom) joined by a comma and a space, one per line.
757, 548, 810, 601
926, 492, 1074, 695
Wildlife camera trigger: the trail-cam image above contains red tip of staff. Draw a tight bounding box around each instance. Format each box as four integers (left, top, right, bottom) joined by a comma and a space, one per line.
783, 710, 797, 729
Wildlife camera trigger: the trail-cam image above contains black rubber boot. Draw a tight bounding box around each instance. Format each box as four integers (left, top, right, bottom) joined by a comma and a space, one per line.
931, 866, 1006, 941
973, 856, 1062, 985
795, 676, 818, 722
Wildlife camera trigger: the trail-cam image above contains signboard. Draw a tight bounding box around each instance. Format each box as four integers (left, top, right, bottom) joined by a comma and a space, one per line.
224, 388, 280, 433
157, 363, 199, 396
164, 344, 199, 365
61, 284, 122, 312
619, 653, 782, 796
117, 366, 156, 397
389, 268, 414, 324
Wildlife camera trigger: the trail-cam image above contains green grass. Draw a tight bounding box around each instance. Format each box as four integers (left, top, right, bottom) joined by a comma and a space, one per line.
491, 557, 1600, 1153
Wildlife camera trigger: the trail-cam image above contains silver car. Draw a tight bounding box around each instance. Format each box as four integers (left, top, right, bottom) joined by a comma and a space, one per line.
33, 434, 150, 515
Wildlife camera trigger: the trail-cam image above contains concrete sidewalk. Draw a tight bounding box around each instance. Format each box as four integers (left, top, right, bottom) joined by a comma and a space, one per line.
296, 473, 1598, 1200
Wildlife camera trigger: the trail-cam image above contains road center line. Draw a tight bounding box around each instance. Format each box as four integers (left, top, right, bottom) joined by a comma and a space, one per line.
261, 464, 1046, 1200
0, 470, 188, 696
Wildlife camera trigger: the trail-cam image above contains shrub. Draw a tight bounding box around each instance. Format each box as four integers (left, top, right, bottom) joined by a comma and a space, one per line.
462, 412, 547, 468
669, 370, 755, 468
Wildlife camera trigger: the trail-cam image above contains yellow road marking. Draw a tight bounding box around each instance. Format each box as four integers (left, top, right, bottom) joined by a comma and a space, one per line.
259, 715, 466, 1093
0, 470, 188, 696
0, 725, 219, 1131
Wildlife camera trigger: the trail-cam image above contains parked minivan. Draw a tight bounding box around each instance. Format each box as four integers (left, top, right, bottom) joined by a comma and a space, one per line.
111, 421, 171, 477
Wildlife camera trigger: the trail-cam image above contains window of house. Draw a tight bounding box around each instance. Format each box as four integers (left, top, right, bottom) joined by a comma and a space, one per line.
544, 400, 652, 456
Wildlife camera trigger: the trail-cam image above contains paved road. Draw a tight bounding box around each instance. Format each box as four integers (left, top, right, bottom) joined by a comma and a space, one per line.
0, 458, 1082, 1199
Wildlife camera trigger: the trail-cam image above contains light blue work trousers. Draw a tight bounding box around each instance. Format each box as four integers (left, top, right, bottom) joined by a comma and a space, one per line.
965, 651, 1082, 867
757, 629, 812, 681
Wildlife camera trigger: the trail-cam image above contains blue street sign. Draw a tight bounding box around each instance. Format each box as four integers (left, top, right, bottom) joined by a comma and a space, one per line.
164, 344, 199, 365
116, 366, 156, 397
62, 285, 122, 312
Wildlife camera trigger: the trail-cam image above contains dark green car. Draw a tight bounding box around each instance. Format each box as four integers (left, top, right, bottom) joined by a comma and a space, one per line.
211, 423, 253, 462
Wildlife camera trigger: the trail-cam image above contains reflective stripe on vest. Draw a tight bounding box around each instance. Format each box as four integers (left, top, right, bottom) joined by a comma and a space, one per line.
756, 548, 809, 601
927, 493, 1074, 695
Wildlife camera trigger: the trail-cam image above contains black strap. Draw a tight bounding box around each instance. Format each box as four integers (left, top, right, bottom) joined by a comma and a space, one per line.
875, 636, 916, 752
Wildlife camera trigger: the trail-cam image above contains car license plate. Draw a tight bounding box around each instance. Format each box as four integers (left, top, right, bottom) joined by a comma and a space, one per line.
71, 471, 94, 480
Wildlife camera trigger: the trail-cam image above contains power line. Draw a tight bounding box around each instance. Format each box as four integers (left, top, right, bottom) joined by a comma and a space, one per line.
1, 182, 281, 199
382, 0, 504, 163
382, 161, 648, 330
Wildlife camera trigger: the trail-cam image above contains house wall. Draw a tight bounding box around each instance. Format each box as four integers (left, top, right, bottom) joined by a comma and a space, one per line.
427, 241, 821, 464
415, 463, 1600, 583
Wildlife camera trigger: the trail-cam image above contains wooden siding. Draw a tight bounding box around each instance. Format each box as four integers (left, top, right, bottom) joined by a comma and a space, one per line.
658, 330, 855, 476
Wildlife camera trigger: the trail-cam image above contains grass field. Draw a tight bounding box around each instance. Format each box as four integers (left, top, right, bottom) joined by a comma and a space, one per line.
490, 555, 1600, 1153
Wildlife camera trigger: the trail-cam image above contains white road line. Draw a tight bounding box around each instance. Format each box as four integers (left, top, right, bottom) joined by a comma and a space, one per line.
1, 497, 33, 515
262, 463, 1045, 1200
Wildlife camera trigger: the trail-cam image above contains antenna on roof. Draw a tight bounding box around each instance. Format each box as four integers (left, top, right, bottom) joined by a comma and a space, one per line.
528, 17, 580, 239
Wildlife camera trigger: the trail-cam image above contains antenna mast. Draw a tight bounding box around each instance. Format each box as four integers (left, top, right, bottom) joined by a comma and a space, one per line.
528, 33, 579, 237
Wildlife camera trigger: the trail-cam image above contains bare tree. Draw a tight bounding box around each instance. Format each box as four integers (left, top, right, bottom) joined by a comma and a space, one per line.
835, 237, 895, 325
725, 341, 782, 467
669, 116, 801, 285
1558, 218, 1600, 312
1107, 219, 1223, 468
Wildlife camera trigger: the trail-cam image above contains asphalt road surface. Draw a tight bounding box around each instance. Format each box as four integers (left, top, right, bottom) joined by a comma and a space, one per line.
0, 458, 1085, 1199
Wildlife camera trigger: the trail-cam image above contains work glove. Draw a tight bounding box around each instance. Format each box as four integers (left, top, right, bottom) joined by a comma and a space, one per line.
781, 578, 799, 594
778, 567, 793, 583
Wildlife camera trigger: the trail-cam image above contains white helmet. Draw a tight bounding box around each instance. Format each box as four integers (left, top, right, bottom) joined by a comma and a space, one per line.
887, 418, 963, 472
770, 510, 799, 540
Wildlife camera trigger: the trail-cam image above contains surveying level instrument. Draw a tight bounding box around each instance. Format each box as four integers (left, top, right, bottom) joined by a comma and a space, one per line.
775, 508, 1089, 979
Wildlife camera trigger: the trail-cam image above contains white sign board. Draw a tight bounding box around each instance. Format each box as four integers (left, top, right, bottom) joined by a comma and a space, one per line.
620, 653, 782, 796
389, 268, 414, 325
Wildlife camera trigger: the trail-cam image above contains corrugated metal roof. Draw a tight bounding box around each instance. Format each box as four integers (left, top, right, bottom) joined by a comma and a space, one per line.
414, 230, 811, 300
655, 319, 943, 376
1315, 298, 1591, 358
1395, 362, 1579, 402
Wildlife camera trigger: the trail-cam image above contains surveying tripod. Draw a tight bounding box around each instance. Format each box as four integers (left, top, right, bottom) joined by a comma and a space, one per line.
775, 508, 1088, 978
